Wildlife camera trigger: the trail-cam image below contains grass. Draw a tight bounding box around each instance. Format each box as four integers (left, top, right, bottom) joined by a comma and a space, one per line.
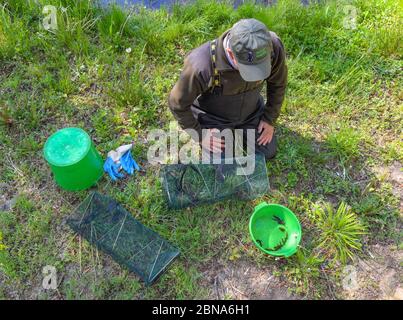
313, 202, 367, 264
0, 0, 402, 299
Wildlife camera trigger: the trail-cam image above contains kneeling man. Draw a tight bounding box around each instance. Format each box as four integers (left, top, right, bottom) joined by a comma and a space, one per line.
168, 18, 287, 160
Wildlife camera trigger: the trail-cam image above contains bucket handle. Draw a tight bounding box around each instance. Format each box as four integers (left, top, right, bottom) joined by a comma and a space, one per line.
254, 201, 268, 212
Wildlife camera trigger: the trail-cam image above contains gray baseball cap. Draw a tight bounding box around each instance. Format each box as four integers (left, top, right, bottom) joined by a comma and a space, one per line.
228, 19, 272, 82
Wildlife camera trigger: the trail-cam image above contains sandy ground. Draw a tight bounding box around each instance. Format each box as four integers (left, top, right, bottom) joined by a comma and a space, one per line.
201, 260, 298, 300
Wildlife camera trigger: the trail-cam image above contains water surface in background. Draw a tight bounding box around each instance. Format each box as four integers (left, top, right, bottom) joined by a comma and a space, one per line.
99, 0, 185, 9
97, 0, 313, 10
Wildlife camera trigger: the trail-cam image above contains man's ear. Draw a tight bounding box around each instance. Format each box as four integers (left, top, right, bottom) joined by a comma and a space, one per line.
226, 48, 238, 66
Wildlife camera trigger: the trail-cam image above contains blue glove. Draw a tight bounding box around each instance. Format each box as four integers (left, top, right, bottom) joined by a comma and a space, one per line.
120, 150, 141, 175
103, 143, 141, 181
103, 157, 125, 181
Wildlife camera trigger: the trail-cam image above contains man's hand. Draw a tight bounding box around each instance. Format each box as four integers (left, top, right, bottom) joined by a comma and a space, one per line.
257, 120, 274, 146
201, 128, 224, 153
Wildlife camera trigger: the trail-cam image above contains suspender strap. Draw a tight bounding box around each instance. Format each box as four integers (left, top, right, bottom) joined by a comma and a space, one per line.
210, 39, 221, 93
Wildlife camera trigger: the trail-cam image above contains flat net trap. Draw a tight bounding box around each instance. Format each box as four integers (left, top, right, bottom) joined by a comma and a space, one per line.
67, 192, 180, 285
161, 153, 269, 209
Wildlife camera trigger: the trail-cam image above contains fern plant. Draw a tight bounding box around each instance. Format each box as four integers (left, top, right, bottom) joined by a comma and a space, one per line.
313, 202, 366, 264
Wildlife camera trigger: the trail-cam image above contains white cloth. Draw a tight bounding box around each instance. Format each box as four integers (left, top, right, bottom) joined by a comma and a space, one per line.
107, 143, 133, 163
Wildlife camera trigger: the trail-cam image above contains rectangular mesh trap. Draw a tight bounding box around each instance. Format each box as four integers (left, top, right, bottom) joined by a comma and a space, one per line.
161, 153, 269, 209
67, 192, 180, 285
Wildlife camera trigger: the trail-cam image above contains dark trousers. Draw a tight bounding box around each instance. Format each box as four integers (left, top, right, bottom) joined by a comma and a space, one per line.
191, 105, 277, 160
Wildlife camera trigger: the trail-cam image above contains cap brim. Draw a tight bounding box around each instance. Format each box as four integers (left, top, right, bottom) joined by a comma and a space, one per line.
237, 57, 271, 82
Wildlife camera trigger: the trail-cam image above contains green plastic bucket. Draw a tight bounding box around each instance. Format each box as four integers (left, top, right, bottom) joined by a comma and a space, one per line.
249, 202, 302, 257
44, 127, 103, 191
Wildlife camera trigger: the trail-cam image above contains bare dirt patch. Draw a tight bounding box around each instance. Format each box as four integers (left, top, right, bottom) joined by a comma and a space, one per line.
389, 162, 403, 207
201, 260, 299, 300
341, 244, 402, 300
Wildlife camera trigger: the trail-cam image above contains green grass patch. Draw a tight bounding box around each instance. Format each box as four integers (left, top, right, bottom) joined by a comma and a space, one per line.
0, 0, 401, 299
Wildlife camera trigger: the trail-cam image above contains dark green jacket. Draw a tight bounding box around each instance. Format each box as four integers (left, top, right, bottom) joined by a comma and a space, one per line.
168, 30, 288, 134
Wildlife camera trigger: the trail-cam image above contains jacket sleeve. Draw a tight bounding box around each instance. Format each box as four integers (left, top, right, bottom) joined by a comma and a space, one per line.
168, 58, 208, 140
263, 35, 288, 126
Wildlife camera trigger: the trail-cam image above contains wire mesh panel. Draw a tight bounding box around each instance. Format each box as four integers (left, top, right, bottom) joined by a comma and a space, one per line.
67, 192, 180, 285
161, 153, 269, 209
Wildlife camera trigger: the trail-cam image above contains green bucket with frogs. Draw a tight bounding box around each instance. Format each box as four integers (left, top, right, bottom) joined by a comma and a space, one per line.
249, 202, 302, 257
